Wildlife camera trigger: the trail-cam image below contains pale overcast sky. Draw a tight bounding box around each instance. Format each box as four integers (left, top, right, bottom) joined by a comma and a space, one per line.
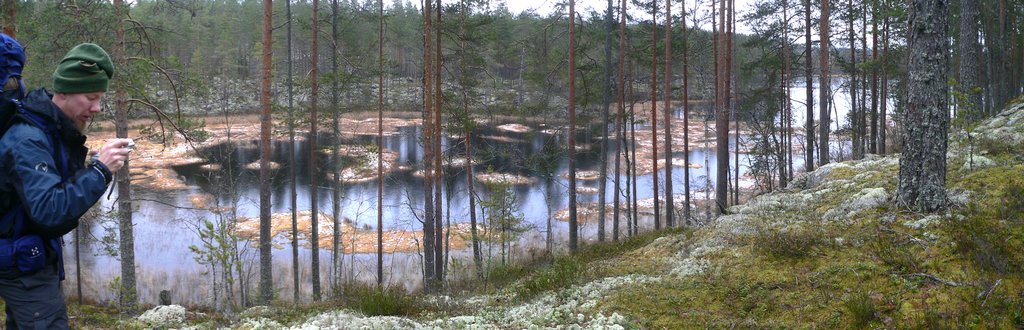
501, 0, 757, 32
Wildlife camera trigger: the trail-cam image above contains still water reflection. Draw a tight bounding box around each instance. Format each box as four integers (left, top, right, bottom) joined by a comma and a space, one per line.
66, 79, 872, 306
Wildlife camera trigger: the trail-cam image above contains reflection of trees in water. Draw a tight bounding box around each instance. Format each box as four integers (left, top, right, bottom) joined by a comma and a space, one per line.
479, 178, 531, 269
186, 138, 255, 313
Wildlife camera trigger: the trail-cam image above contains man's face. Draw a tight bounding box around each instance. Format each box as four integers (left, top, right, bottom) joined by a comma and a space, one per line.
54, 92, 104, 131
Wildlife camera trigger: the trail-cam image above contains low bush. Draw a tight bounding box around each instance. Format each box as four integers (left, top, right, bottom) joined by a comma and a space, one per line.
338, 282, 421, 317
751, 222, 825, 258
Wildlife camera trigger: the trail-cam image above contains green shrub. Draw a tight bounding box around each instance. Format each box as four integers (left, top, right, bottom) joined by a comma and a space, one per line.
997, 179, 1024, 221
521, 257, 585, 297
338, 282, 420, 317
946, 210, 1023, 276
843, 292, 877, 328
484, 262, 534, 289
751, 222, 824, 258
868, 226, 922, 273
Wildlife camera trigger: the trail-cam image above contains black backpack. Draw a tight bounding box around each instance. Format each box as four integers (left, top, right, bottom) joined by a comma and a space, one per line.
0, 32, 26, 210
0, 32, 26, 139
0, 33, 67, 279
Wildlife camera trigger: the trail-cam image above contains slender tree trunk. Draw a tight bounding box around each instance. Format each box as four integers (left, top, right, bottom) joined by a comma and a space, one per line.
781, 0, 791, 188
880, 15, 888, 154
75, 227, 81, 304
870, 0, 878, 154
629, 58, 639, 235
715, 0, 729, 213
818, 0, 831, 166
421, 0, 436, 291
330, 0, 343, 294
783, 0, 793, 186
849, 0, 860, 160
663, 0, 674, 228
804, 0, 815, 172
729, 0, 737, 206
997, 0, 1006, 115
433, 0, 444, 286
626, 76, 634, 234
614, 0, 626, 239
459, 0, 482, 280
258, 0, 274, 306
898, 0, 948, 212
376, 0, 385, 288
960, 0, 981, 120
568, 0, 579, 252
859, 3, 868, 156
682, 0, 691, 225
286, 0, 300, 304
598, 0, 613, 241
310, 0, 322, 301
650, 1, 660, 230
113, 0, 138, 311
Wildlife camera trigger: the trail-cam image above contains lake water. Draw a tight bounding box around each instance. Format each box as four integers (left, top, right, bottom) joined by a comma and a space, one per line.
63, 79, 884, 307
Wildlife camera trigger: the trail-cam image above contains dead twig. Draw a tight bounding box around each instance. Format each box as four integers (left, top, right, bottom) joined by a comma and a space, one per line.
878, 225, 929, 248
977, 278, 1002, 307
904, 273, 968, 287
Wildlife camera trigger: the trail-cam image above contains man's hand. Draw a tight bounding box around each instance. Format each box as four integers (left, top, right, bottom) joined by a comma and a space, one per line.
97, 138, 132, 173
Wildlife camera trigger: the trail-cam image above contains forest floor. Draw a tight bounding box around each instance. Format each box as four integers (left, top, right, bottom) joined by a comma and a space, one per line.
16, 98, 1020, 328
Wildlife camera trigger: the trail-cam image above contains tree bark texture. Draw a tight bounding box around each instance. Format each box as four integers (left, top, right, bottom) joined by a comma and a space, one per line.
377, 0, 386, 288
898, 0, 949, 212
421, 0, 436, 290
849, 0, 860, 160
959, 0, 981, 120
258, 0, 274, 305
663, 0, 674, 228
568, 0, 579, 252
729, 0, 738, 206
870, 0, 878, 154
804, 0, 815, 172
286, 0, 300, 304
650, 2, 660, 230
330, 0, 343, 293
599, 0, 612, 240
880, 16, 888, 154
114, 0, 138, 310
818, 0, 831, 166
310, 0, 322, 301
614, 0, 626, 239
715, 0, 729, 213
433, 0, 444, 286
681, 0, 690, 225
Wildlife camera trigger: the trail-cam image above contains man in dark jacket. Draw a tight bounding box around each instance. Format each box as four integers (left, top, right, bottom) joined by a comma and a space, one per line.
0, 43, 131, 329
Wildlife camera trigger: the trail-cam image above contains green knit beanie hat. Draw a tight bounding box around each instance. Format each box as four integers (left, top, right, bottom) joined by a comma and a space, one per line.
52, 43, 114, 93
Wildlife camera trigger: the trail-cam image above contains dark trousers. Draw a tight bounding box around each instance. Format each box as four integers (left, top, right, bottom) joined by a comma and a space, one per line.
0, 267, 68, 329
